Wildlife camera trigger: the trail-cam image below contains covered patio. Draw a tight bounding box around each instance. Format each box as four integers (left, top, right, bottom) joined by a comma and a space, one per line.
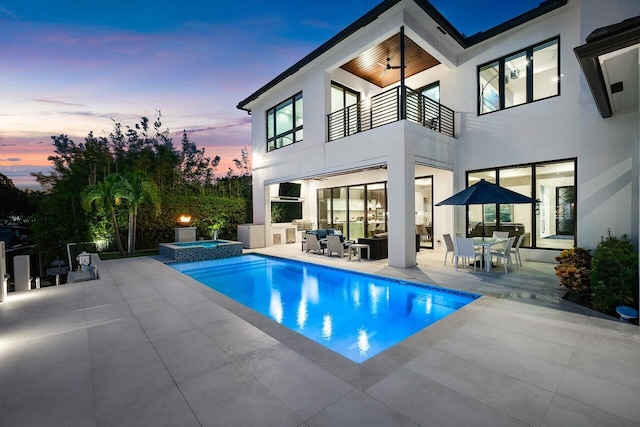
0, 247, 638, 426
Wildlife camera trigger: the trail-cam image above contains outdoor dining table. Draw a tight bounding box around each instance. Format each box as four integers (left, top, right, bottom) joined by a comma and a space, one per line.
472, 237, 509, 272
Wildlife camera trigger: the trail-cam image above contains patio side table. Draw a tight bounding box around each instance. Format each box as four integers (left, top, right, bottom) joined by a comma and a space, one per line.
348, 243, 370, 261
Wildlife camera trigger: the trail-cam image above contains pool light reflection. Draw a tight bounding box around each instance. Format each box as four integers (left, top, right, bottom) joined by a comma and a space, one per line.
322, 314, 333, 341
357, 328, 371, 355
297, 299, 308, 330
269, 290, 283, 323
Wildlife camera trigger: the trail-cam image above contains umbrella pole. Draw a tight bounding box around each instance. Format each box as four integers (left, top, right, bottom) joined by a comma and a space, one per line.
481, 203, 485, 239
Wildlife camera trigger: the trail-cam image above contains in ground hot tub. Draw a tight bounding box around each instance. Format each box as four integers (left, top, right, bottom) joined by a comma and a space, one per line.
159, 240, 243, 262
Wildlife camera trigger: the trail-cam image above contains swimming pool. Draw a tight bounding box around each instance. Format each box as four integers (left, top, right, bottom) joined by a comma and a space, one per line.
171, 254, 479, 363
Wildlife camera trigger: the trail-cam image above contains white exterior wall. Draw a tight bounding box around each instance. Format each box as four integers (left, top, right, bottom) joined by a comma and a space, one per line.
246, 0, 639, 266
577, 0, 640, 250
452, 3, 581, 173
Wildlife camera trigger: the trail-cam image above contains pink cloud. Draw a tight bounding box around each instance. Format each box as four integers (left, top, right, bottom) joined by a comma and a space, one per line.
34, 98, 85, 107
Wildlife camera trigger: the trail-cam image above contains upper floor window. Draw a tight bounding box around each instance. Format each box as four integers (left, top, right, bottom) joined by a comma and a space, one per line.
478, 37, 559, 115
330, 82, 359, 113
420, 81, 440, 103
267, 92, 303, 152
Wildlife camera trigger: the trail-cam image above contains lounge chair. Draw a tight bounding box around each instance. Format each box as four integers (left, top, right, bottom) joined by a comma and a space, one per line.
305, 233, 325, 254
326, 234, 347, 258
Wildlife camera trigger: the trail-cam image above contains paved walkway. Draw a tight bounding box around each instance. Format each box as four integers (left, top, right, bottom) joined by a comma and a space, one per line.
0, 247, 638, 426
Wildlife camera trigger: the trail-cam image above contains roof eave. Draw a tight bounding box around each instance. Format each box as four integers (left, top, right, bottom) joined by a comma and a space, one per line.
574, 17, 640, 118
237, 0, 569, 112
463, 0, 568, 47
236, 0, 402, 111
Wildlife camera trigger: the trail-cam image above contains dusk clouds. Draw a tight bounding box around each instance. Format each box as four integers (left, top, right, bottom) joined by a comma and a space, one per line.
0, 0, 541, 189
0, 0, 379, 189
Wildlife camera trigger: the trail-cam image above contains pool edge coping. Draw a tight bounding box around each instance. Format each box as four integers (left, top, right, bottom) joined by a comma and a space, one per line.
158, 253, 487, 390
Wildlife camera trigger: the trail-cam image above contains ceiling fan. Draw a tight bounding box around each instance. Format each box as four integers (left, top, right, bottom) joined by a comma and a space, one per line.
378, 56, 403, 71
378, 56, 404, 78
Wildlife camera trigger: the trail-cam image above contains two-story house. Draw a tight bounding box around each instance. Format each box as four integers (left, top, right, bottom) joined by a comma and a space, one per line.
237, 0, 639, 272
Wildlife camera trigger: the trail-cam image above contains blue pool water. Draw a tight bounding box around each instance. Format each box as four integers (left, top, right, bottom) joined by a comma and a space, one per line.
174, 241, 219, 248
171, 254, 479, 363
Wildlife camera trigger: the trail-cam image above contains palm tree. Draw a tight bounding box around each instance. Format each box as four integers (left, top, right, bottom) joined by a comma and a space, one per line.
120, 173, 160, 255
81, 174, 126, 255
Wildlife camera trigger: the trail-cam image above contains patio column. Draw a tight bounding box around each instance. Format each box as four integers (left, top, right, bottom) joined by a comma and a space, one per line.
387, 149, 416, 268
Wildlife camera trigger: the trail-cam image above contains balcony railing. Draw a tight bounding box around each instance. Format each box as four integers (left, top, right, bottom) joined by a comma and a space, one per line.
327, 86, 455, 142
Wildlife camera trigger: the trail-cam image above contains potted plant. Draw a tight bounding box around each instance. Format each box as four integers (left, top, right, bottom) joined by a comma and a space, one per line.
204, 218, 225, 240
555, 247, 592, 307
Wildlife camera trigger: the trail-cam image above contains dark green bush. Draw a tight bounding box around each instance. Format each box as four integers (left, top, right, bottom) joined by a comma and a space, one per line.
590, 231, 638, 314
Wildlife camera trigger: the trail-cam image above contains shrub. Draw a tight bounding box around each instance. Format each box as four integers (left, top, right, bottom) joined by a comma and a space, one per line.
555, 247, 592, 306
590, 231, 638, 314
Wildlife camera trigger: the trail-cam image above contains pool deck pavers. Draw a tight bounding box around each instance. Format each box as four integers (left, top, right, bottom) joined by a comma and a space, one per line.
0, 246, 638, 426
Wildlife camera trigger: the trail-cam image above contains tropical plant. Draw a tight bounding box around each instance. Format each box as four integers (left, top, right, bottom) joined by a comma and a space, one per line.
555, 247, 592, 306
30, 114, 251, 256
590, 231, 638, 314
120, 173, 160, 255
81, 174, 126, 255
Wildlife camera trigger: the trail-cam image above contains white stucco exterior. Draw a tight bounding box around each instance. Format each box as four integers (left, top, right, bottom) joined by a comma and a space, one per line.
239, 0, 640, 271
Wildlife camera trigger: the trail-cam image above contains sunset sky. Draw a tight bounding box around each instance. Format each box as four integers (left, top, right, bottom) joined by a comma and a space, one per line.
0, 0, 541, 189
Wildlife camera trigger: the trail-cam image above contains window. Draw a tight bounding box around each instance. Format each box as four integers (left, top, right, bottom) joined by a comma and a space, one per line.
478, 37, 559, 115
266, 92, 303, 151
415, 176, 433, 249
420, 81, 440, 103
317, 182, 387, 240
504, 51, 527, 108
330, 82, 359, 112
466, 159, 576, 250
330, 82, 360, 138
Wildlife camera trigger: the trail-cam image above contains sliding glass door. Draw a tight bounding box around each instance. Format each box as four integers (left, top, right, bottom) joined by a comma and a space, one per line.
415, 176, 433, 249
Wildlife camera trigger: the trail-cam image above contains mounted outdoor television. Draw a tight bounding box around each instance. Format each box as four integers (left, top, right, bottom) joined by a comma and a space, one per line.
278, 182, 301, 198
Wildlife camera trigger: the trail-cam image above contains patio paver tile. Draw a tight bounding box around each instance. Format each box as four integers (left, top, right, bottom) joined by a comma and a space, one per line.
154, 328, 234, 384
405, 347, 554, 426
238, 342, 354, 420
556, 367, 640, 423
179, 362, 302, 426
307, 388, 418, 427
541, 394, 639, 427
367, 366, 528, 426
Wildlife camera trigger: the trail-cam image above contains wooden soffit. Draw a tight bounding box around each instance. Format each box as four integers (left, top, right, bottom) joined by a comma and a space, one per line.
340, 33, 440, 88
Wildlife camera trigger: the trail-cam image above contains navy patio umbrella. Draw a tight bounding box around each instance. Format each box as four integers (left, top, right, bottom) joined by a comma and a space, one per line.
436, 179, 538, 238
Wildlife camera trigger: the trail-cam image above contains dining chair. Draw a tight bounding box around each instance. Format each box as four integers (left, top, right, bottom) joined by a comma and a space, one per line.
454, 237, 482, 272
443, 234, 455, 265
491, 231, 510, 252
491, 236, 515, 273
513, 233, 526, 267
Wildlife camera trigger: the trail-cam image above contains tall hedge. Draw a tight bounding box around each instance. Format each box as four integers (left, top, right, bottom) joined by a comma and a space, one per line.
590, 232, 638, 314
134, 194, 250, 248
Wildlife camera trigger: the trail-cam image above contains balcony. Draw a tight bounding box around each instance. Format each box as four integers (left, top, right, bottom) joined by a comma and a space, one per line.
327, 86, 455, 142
